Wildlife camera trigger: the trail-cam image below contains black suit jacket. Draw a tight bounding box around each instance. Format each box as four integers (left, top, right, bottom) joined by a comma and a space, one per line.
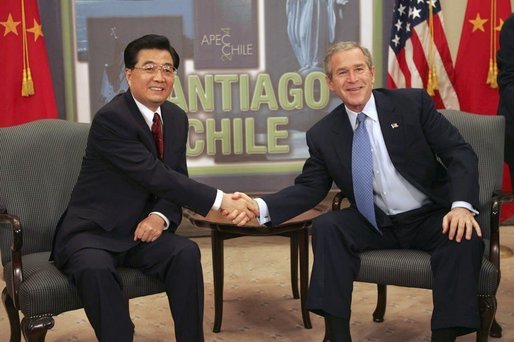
51, 90, 217, 266
262, 88, 479, 227
498, 13, 514, 163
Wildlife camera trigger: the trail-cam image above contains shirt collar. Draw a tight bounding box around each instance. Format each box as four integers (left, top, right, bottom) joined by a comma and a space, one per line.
132, 95, 163, 130
345, 94, 378, 129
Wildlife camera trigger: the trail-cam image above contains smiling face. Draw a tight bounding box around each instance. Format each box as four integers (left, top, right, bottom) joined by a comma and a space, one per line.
125, 48, 174, 112
326, 48, 375, 113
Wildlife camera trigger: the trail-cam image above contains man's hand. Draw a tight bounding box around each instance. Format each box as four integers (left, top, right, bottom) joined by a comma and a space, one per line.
134, 214, 165, 242
220, 192, 259, 226
442, 207, 482, 242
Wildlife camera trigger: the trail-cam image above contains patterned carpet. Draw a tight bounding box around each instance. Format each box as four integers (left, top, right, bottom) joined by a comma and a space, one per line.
1, 227, 514, 341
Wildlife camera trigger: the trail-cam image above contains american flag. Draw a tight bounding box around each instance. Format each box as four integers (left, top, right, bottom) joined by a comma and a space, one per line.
387, 0, 459, 109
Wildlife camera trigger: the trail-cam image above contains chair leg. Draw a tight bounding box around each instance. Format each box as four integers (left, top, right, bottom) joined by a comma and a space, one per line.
476, 295, 497, 341
211, 231, 225, 333
489, 318, 502, 338
372, 284, 387, 322
298, 228, 312, 329
21, 316, 54, 342
290, 234, 300, 299
2, 287, 21, 342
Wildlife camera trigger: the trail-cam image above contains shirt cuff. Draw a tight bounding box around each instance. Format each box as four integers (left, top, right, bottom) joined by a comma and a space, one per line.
211, 189, 224, 211
255, 198, 271, 225
149, 212, 170, 230
451, 201, 479, 216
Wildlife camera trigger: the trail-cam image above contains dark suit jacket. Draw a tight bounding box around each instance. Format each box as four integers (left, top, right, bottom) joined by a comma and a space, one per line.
498, 13, 514, 164
51, 90, 217, 267
262, 88, 479, 227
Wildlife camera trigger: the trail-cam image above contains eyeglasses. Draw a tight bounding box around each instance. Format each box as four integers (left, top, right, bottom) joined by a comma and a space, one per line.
133, 63, 177, 77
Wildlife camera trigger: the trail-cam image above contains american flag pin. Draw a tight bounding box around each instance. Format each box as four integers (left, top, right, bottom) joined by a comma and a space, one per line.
391, 123, 399, 129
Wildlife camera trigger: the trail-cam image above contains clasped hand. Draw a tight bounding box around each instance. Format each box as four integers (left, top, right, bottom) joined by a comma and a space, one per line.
220, 192, 260, 226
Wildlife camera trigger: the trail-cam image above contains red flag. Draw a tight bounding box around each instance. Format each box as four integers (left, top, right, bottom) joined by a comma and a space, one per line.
387, 0, 459, 110
454, 0, 511, 114
0, 0, 58, 127
454, 0, 513, 222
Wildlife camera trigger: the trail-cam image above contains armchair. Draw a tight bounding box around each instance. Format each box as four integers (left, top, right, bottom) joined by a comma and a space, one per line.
327, 109, 510, 341
0, 119, 166, 341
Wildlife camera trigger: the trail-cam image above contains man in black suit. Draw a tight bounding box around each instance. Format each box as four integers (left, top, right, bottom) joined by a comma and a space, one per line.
51, 34, 255, 342
230, 41, 484, 341
498, 13, 514, 191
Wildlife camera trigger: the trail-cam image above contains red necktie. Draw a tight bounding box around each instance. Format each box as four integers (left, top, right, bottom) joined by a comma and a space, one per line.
152, 113, 164, 160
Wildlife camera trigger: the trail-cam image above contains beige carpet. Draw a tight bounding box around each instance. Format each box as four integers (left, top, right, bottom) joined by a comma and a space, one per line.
1, 228, 514, 342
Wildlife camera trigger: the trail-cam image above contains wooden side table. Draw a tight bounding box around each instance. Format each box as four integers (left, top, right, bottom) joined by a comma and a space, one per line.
184, 206, 326, 333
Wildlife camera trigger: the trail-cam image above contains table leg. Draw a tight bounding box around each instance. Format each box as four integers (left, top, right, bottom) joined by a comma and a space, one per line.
290, 233, 300, 299
299, 228, 312, 329
211, 230, 224, 333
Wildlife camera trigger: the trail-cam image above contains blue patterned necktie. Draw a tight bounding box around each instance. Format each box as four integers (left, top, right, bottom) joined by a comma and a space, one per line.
352, 112, 378, 230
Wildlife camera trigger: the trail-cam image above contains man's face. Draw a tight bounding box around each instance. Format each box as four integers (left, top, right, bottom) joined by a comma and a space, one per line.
125, 48, 175, 112
326, 48, 375, 113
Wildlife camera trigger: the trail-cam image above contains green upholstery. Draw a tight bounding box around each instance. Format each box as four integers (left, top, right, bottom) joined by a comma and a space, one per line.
0, 119, 165, 341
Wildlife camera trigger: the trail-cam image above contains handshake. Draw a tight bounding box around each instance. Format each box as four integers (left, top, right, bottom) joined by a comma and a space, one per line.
220, 192, 260, 226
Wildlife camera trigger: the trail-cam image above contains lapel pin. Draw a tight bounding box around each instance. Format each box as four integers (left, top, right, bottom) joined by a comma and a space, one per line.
391, 123, 399, 129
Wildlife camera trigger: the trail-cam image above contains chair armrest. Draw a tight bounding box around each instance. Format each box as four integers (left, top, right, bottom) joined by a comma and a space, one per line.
493, 190, 514, 204
489, 191, 514, 273
0, 212, 24, 308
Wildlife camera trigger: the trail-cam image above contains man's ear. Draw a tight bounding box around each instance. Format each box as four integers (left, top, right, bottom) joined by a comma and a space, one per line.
326, 75, 336, 92
125, 68, 132, 86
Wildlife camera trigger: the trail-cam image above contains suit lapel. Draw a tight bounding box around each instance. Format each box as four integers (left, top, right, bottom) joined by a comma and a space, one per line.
161, 108, 177, 163
124, 90, 160, 157
374, 90, 405, 164
328, 104, 353, 177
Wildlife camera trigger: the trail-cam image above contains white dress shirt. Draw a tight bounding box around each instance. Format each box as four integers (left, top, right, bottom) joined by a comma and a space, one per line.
256, 95, 475, 224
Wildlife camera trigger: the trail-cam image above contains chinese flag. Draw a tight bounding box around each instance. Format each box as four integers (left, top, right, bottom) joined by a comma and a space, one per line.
454, 0, 513, 222
0, 0, 58, 127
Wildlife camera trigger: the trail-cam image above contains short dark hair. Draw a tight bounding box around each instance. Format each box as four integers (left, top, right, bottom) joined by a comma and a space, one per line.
124, 34, 180, 70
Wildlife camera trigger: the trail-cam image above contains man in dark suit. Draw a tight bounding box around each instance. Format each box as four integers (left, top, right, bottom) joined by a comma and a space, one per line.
230, 41, 484, 341
51, 34, 255, 342
498, 13, 514, 191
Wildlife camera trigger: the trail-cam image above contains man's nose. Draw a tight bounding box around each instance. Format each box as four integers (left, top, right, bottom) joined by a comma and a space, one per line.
346, 70, 358, 82
153, 67, 165, 81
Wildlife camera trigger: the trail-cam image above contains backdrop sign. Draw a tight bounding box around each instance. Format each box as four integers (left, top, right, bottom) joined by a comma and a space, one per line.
76, 0, 361, 191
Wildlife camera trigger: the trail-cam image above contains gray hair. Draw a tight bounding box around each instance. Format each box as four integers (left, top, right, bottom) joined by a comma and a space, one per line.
324, 41, 373, 78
